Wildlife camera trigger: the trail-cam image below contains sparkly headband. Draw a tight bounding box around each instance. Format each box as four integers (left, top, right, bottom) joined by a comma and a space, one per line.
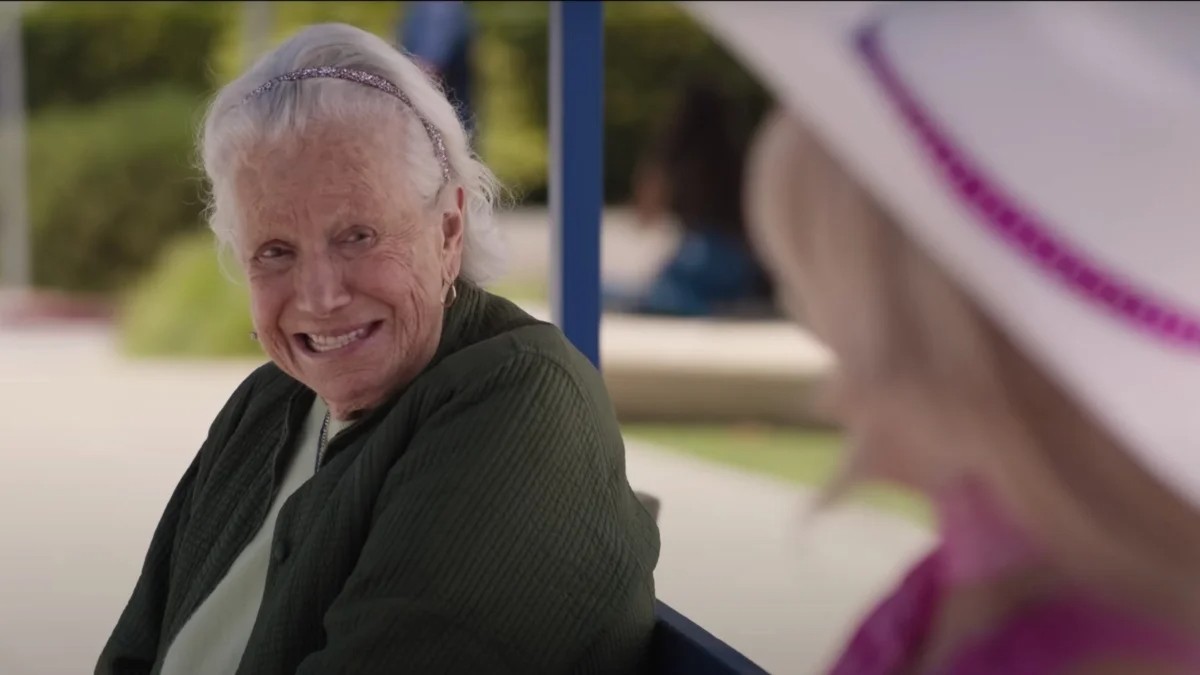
242, 66, 451, 184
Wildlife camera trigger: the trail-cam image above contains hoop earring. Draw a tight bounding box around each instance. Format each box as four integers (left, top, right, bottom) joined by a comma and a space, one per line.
443, 280, 459, 308
249, 331, 259, 341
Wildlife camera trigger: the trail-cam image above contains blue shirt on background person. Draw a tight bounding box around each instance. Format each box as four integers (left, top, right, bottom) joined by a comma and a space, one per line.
399, 1, 476, 139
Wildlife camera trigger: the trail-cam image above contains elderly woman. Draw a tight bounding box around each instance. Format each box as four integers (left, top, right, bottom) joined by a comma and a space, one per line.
693, 1, 1200, 673
96, 23, 659, 675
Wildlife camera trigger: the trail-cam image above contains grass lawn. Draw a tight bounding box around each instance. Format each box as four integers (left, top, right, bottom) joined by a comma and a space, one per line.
623, 423, 932, 525
485, 278, 549, 305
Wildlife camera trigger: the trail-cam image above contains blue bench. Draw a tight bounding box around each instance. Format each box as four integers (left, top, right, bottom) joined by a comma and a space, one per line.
651, 601, 770, 675
634, 493, 767, 673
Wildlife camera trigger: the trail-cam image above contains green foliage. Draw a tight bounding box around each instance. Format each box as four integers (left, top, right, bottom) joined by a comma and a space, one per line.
207, 2, 404, 85
625, 424, 932, 524
22, 1, 232, 112
27, 86, 209, 294
118, 231, 261, 358
471, 4, 549, 201
267, 1, 402, 40
470, 1, 771, 203
602, 4, 771, 202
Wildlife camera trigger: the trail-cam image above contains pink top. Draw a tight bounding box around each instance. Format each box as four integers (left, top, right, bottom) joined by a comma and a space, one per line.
827, 547, 1200, 674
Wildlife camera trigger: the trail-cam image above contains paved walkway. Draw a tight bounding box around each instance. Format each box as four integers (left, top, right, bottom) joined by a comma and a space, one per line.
0, 325, 931, 674
494, 206, 681, 290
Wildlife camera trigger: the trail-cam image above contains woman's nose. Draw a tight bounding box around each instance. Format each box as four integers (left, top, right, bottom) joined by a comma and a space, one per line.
294, 253, 351, 317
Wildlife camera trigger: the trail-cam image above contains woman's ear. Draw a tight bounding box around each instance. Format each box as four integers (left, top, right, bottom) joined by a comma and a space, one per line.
441, 186, 466, 279
441, 186, 465, 251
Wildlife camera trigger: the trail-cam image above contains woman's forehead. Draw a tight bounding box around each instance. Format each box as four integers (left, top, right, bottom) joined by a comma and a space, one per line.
232, 123, 418, 227
241, 120, 403, 186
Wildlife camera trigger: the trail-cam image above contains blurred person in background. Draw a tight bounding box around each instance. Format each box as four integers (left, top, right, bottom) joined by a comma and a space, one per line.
699, 1, 1200, 672
96, 22, 659, 675
397, 0, 477, 141
606, 77, 776, 318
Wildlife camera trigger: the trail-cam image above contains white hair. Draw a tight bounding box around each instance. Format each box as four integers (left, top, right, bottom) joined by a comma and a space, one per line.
199, 22, 507, 284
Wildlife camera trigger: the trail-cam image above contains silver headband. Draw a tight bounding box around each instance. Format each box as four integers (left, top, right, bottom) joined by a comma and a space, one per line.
242, 66, 452, 185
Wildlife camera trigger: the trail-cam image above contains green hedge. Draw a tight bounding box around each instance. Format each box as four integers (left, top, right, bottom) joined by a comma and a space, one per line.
470, 2, 771, 203
28, 86, 208, 294
22, 1, 228, 295
23, 0, 767, 205
23, 1, 231, 112
118, 231, 261, 358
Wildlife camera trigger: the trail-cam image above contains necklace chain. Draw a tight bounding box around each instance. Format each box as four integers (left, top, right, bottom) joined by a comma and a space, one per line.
316, 411, 331, 472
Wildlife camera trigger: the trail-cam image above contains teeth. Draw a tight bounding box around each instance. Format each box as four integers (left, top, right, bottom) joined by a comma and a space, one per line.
306, 327, 368, 353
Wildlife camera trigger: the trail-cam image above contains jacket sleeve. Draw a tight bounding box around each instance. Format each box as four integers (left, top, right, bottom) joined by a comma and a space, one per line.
94, 372, 260, 675
296, 350, 658, 674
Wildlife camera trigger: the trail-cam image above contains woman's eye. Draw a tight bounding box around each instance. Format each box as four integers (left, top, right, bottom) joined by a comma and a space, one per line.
343, 228, 376, 246
253, 244, 292, 265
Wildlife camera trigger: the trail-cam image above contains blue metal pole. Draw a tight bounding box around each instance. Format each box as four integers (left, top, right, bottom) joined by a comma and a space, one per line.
549, 0, 604, 369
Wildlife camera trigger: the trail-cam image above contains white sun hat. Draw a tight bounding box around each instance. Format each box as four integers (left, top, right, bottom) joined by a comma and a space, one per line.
681, 1, 1200, 510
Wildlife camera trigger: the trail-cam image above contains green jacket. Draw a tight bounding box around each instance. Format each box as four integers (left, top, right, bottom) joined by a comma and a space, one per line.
97, 283, 661, 675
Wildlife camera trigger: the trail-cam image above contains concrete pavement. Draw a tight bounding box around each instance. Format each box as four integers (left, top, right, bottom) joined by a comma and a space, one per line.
0, 325, 930, 674
492, 206, 681, 291
519, 302, 836, 426
496, 208, 840, 426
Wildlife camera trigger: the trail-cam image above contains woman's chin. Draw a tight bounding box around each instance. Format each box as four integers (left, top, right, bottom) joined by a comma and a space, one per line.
311, 385, 371, 420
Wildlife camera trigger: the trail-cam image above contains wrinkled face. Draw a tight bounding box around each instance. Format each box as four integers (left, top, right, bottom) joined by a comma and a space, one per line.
232, 115, 463, 419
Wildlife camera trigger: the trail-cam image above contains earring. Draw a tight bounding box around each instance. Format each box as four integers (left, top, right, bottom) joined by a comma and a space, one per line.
249, 331, 258, 341
442, 279, 459, 308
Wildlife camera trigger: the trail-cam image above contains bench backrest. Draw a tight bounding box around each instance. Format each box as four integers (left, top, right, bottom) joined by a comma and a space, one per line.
651, 601, 770, 675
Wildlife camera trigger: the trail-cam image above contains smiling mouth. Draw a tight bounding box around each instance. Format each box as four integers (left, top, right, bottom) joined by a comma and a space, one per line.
299, 321, 382, 354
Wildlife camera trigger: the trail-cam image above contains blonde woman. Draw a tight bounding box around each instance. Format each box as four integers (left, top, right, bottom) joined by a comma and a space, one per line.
690, 1, 1200, 672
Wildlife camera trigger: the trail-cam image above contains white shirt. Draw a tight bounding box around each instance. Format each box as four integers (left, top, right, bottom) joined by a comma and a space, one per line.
160, 397, 349, 674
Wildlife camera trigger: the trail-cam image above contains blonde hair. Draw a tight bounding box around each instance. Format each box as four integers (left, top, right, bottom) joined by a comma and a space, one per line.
745, 108, 1200, 627
199, 23, 506, 284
